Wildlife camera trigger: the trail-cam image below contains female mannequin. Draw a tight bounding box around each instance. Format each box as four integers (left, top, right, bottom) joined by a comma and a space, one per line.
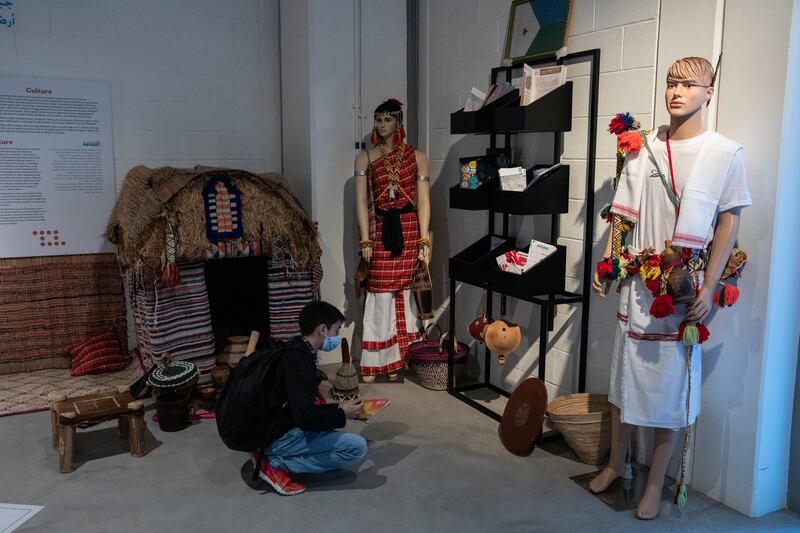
354, 98, 431, 382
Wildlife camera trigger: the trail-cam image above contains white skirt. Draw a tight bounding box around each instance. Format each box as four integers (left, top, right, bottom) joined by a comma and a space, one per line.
608, 276, 701, 429
359, 290, 422, 376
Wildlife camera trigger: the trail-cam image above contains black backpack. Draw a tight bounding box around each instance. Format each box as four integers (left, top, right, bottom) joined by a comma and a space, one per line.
215, 342, 287, 454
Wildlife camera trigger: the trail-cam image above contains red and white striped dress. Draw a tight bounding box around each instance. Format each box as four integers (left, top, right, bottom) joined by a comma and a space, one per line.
360, 145, 423, 376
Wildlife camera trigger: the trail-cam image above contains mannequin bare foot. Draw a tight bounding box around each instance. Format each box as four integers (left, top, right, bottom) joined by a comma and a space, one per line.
588, 464, 624, 494
387, 373, 399, 382
362, 375, 376, 383
635, 483, 663, 520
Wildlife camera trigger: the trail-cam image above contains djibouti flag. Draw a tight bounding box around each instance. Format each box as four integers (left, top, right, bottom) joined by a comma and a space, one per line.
508, 0, 570, 61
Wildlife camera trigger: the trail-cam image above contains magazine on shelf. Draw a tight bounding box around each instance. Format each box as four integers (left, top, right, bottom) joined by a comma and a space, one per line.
499, 166, 527, 191
521, 65, 567, 106
482, 81, 514, 107
526, 163, 561, 189
496, 239, 557, 275
463, 87, 487, 112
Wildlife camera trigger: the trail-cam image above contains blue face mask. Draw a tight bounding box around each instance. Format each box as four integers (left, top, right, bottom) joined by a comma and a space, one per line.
321, 333, 342, 352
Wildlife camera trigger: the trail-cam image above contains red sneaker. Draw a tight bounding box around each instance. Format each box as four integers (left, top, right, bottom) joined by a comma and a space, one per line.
251, 453, 306, 496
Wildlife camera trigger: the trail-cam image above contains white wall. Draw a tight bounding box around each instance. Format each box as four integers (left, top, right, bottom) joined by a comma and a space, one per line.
715, 0, 797, 516
419, 0, 798, 517
0, 0, 283, 189
280, 0, 407, 365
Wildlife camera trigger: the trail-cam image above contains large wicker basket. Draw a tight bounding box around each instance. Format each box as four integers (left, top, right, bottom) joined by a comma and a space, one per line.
546, 393, 612, 465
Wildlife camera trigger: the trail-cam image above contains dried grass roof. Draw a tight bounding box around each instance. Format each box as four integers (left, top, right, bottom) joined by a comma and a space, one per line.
106, 165, 321, 286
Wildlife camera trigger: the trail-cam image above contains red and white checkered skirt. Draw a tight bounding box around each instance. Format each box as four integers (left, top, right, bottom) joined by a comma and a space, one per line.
360, 145, 423, 375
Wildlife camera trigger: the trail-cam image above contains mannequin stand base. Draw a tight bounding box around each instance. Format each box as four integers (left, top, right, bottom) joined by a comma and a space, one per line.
571, 463, 673, 511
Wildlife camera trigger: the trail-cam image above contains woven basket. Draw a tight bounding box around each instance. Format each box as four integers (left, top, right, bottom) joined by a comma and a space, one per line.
546, 393, 612, 465
410, 360, 464, 391
407, 324, 468, 391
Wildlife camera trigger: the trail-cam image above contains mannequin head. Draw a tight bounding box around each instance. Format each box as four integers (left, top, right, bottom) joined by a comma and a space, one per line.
372, 98, 405, 146
664, 57, 715, 119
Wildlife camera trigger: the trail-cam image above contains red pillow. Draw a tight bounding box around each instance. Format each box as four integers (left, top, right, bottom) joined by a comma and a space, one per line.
68, 331, 131, 376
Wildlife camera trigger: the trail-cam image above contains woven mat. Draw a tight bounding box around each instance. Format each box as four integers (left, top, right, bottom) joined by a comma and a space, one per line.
0, 361, 143, 417
0, 254, 126, 374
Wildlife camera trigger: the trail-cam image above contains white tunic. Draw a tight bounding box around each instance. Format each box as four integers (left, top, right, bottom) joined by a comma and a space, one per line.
608, 127, 751, 428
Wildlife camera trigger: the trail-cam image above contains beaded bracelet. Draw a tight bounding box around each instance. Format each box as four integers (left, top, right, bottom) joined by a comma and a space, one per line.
418, 237, 431, 248
359, 239, 374, 250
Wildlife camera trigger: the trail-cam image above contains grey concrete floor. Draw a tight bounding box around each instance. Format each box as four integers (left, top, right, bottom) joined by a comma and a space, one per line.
1, 366, 798, 533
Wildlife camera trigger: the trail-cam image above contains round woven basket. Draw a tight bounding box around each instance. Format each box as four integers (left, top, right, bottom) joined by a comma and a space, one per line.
409, 360, 464, 391
546, 393, 612, 465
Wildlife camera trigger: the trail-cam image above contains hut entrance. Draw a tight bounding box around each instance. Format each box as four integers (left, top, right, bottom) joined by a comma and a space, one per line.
204, 256, 270, 349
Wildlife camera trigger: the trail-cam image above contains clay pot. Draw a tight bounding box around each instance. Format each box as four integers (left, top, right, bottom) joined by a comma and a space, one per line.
667, 268, 695, 304
211, 365, 230, 388
484, 319, 521, 366
216, 335, 249, 367
468, 314, 490, 342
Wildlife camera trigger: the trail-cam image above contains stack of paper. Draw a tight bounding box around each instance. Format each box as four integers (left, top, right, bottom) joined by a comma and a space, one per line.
521, 65, 567, 106
499, 166, 527, 191
495, 240, 557, 275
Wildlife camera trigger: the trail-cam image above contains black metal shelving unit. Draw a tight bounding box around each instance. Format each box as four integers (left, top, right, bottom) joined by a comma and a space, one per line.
446, 49, 601, 423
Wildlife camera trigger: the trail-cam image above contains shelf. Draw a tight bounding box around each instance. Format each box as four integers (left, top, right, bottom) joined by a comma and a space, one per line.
450, 89, 519, 134
492, 164, 570, 215
449, 235, 515, 287
494, 82, 573, 133
487, 245, 567, 299
449, 180, 493, 210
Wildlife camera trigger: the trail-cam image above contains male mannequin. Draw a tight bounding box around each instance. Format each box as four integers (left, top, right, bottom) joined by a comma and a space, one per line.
354, 99, 431, 382
590, 57, 751, 519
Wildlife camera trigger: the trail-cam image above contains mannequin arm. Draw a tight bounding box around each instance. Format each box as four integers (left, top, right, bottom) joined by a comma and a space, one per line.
354, 151, 372, 261
415, 151, 431, 263
687, 208, 741, 322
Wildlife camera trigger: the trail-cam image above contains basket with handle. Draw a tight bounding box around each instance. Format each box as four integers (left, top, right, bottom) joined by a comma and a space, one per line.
407, 324, 469, 390
546, 393, 612, 465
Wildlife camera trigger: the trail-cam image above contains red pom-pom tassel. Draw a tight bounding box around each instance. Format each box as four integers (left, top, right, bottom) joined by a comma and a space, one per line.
697, 322, 710, 344
715, 284, 740, 307
618, 131, 644, 153
650, 293, 675, 318
645, 278, 661, 296
596, 259, 613, 280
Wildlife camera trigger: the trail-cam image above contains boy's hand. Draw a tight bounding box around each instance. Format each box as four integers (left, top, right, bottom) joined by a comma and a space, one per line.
340, 398, 365, 419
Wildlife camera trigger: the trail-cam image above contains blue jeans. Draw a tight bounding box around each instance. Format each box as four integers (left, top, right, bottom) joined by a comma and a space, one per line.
263, 428, 368, 474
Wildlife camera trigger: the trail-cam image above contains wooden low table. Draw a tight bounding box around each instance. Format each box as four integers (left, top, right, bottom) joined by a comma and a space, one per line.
50, 386, 147, 473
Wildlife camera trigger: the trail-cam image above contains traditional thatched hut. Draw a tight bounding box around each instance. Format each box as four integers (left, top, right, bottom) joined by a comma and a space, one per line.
106, 166, 322, 374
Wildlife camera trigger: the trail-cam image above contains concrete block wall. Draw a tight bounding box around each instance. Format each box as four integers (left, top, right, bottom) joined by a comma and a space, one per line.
420, 0, 660, 399
0, 0, 283, 191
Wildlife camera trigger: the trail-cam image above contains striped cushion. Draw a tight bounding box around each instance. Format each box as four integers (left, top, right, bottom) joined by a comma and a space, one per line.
68, 331, 131, 376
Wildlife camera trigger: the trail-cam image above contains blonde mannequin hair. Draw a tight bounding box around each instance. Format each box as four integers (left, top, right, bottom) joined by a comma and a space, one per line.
667, 57, 714, 86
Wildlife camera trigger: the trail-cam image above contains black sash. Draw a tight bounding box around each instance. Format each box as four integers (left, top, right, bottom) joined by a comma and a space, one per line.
375, 203, 415, 258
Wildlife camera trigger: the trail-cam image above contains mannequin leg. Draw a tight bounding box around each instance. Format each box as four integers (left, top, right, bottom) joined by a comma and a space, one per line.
636, 427, 678, 520
589, 405, 633, 493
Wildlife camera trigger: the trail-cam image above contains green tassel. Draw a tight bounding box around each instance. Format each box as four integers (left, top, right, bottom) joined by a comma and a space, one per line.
682, 323, 699, 346
611, 258, 621, 280
677, 483, 687, 507
600, 205, 610, 220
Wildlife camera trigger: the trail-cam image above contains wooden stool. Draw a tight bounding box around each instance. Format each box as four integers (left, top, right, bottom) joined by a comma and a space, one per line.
49, 386, 148, 473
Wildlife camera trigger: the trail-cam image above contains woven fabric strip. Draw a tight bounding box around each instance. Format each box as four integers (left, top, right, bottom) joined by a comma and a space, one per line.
267, 260, 314, 341
128, 263, 216, 372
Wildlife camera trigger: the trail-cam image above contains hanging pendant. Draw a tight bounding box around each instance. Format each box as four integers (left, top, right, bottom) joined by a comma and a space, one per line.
388, 183, 396, 199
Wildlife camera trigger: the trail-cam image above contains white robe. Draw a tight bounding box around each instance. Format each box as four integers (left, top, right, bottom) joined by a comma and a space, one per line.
608, 127, 751, 428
